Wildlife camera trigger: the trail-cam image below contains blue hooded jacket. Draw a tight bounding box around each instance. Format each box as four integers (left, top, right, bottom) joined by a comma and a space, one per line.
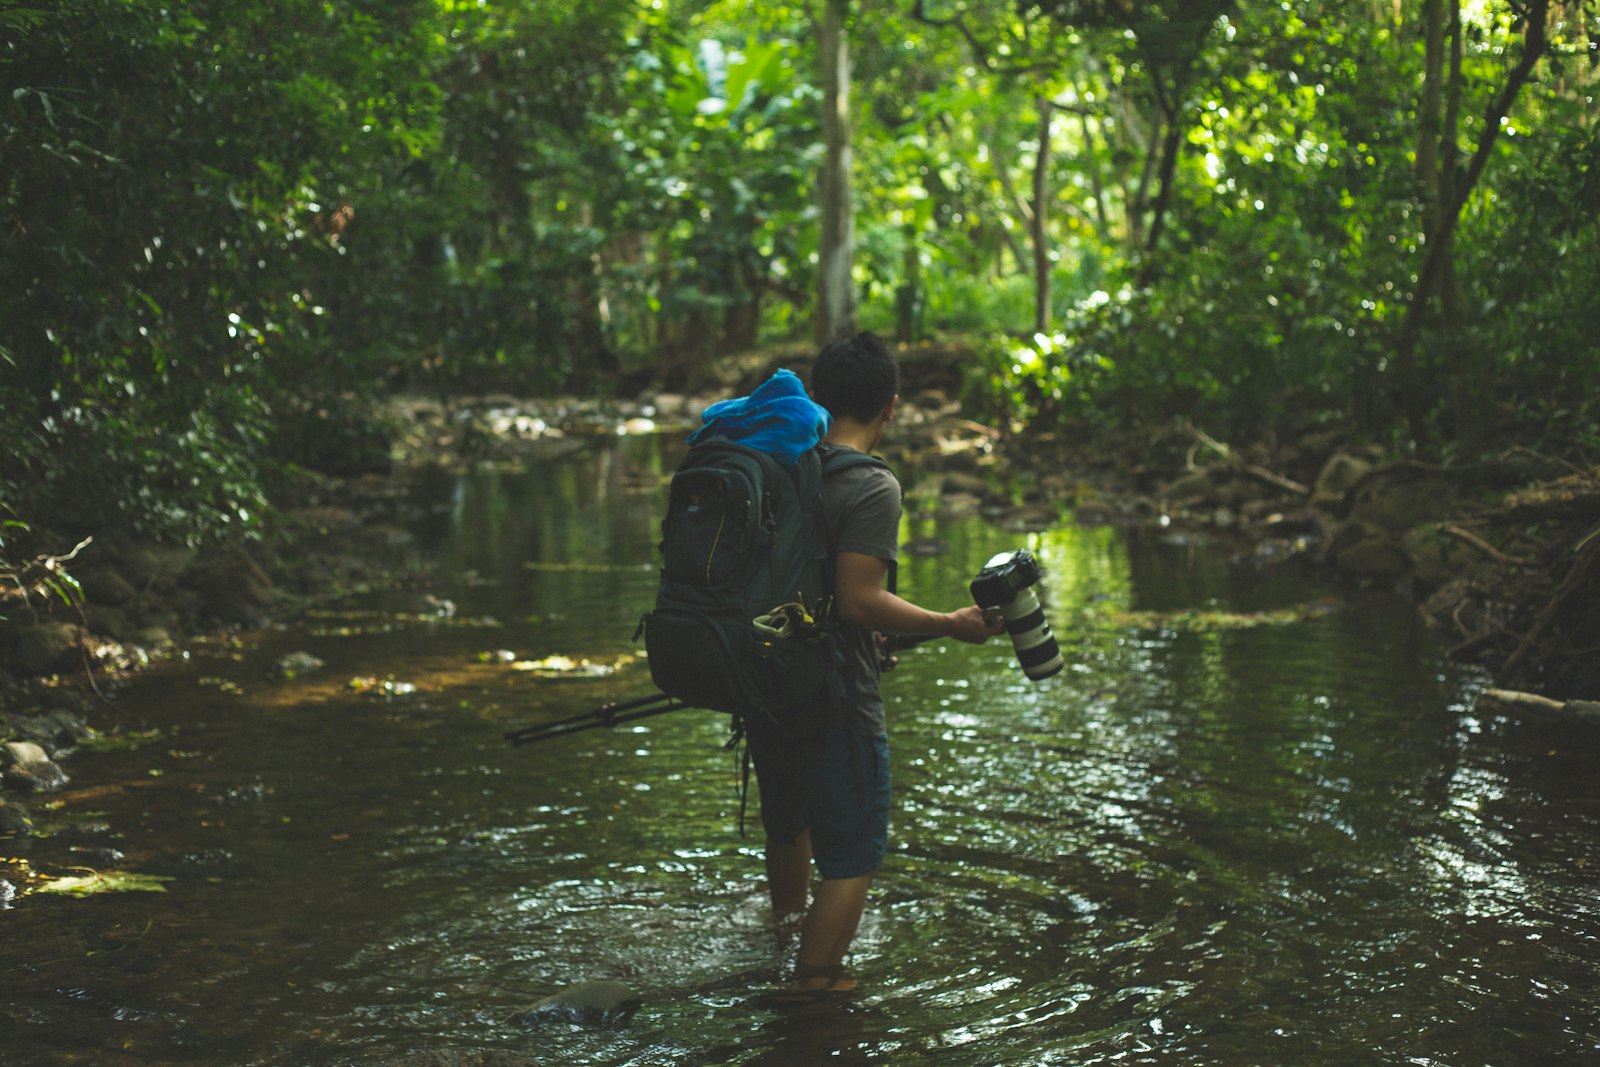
687, 368, 831, 465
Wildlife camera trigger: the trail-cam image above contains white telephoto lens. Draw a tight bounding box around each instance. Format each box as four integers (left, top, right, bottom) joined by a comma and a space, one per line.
1001, 587, 1064, 680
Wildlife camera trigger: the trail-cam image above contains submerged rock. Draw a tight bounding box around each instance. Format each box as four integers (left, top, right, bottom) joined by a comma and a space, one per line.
507, 979, 641, 1026
2, 740, 69, 793
5, 707, 97, 753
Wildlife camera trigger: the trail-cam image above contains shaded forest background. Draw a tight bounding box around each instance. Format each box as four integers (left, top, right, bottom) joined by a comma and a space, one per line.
2, 0, 1597, 554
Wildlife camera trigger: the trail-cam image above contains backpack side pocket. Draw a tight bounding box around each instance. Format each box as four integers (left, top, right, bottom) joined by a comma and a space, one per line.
642, 607, 746, 715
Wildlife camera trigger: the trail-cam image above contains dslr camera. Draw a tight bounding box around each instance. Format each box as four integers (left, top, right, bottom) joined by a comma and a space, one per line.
970, 549, 1064, 681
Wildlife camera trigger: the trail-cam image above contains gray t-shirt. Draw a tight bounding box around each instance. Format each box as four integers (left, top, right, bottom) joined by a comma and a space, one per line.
819, 444, 901, 738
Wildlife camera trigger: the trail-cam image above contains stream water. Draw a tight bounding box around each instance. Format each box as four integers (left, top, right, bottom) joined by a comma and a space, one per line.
4, 433, 1599, 1066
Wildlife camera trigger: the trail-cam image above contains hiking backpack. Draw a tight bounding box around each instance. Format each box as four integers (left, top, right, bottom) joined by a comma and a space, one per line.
638, 439, 888, 739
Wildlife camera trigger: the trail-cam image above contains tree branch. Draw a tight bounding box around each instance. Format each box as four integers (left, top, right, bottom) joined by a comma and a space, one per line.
1437, 523, 1534, 566
1183, 421, 1309, 496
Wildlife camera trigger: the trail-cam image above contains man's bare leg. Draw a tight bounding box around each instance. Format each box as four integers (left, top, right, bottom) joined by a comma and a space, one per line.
765, 830, 812, 917
794, 871, 875, 985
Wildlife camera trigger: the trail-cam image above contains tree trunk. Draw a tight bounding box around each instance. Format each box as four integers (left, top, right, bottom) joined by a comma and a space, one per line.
1391, 0, 1550, 447
1031, 95, 1054, 336
1126, 96, 1161, 249
1439, 2, 1484, 453
985, 124, 1034, 275
1141, 79, 1184, 258
815, 0, 855, 343
1416, 0, 1445, 187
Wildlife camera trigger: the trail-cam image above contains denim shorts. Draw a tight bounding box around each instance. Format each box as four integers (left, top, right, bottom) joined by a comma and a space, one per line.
748, 724, 890, 881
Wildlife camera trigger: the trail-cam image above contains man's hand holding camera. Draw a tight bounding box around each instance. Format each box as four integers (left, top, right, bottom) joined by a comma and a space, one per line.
945, 604, 1006, 644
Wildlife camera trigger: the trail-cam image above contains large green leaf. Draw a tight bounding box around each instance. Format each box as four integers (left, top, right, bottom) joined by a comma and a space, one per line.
35, 871, 174, 896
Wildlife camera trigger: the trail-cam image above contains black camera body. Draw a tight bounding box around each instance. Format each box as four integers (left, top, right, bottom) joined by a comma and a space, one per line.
970, 549, 1064, 680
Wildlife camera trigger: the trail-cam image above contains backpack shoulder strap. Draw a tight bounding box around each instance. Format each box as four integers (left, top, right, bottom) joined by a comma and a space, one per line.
792, 440, 823, 504
814, 444, 898, 597
818, 445, 890, 479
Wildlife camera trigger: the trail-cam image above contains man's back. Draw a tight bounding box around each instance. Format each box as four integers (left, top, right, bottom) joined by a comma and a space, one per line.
818, 442, 901, 738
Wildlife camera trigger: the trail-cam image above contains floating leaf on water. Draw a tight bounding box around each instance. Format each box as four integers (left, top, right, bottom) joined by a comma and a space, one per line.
35, 871, 173, 896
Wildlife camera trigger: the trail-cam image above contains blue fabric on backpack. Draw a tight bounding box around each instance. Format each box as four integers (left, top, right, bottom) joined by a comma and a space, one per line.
687, 368, 831, 466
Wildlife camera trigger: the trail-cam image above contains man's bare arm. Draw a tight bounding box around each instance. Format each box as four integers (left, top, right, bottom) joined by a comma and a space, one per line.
833, 551, 1001, 644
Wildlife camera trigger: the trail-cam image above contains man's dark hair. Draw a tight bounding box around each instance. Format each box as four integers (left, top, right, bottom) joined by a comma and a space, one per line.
810, 332, 899, 423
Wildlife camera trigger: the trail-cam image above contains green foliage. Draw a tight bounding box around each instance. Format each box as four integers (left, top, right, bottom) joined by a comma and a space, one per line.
1460, 121, 1600, 455
379, 0, 641, 393
964, 328, 1117, 432
3, 0, 1597, 560
600, 19, 822, 367
31, 390, 270, 544
956, 0, 1600, 451
1, 0, 438, 542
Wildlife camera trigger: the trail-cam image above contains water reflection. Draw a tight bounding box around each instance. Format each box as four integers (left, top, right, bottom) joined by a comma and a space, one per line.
2, 434, 1598, 1065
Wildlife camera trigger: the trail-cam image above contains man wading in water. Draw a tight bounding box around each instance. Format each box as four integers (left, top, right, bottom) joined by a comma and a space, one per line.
749, 332, 1002, 1002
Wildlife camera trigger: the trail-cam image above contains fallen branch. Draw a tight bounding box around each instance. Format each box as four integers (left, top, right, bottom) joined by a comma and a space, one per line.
1437, 523, 1534, 567
1182, 421, 1309, 497
1480, 688, 1600, 718
1482, 687, 1565, 712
